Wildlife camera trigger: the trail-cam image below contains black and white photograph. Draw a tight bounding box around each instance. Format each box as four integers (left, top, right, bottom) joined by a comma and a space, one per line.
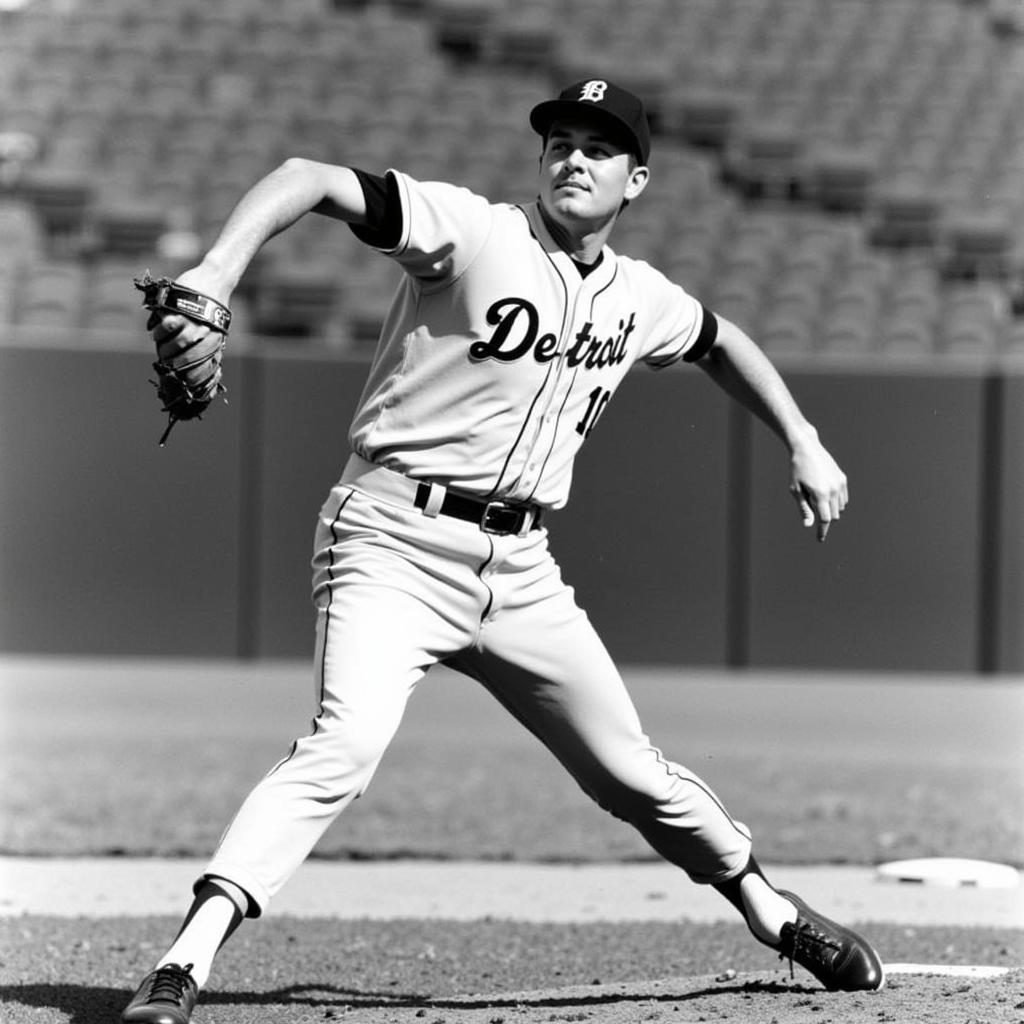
1, 1, 1022, 1022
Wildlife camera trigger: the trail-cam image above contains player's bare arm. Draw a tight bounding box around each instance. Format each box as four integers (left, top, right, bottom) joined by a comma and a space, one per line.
144, 160, 367, 369
178, 159, 369, 304
695, 315, 849, 541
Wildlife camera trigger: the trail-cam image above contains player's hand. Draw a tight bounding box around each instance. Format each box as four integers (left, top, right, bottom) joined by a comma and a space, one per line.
788, 429, 848, 542
147, 265, 232, 364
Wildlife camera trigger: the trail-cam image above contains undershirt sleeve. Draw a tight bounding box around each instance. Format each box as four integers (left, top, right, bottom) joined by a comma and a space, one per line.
682, 305, 719, 363
347, 168, 403, 250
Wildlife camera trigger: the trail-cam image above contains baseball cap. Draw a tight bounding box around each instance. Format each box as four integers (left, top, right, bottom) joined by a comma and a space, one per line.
530, 79, 651, 165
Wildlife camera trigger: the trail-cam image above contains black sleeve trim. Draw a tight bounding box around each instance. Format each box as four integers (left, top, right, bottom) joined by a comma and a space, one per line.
348, 168, 403, 250
682, 304, 719, 363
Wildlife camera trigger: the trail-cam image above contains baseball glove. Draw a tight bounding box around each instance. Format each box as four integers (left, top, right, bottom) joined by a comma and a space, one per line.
134, 271, 233, 446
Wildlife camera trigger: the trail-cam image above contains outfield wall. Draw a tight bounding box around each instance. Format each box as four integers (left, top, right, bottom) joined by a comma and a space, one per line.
1, 336, 1020, 673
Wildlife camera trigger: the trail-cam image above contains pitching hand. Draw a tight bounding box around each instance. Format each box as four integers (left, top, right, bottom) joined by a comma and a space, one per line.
789, 430, 848, 542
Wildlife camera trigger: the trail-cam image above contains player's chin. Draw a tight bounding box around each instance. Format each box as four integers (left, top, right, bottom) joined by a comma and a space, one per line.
548, 192, 597, 222
559, 187, 593, 205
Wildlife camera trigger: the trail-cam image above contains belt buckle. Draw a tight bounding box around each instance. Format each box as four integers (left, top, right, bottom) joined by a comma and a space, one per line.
480, 500, 526, 536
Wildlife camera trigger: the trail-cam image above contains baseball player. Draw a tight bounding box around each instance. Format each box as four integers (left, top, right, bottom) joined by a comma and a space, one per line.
121, 79, 882, 1024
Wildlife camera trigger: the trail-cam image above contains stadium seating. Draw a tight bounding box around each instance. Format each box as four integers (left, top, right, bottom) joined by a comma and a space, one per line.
0, 0, 1022, 353
15, 260, 86, 328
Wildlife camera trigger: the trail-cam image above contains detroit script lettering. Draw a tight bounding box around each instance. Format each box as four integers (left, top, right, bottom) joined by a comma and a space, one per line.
469, 297, 636, 370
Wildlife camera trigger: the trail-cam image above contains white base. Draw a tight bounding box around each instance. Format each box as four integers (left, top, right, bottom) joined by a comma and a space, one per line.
876, 857, 1020, 889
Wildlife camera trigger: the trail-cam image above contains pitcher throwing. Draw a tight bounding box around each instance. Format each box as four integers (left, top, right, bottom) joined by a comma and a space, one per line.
122, 78, 881, 1024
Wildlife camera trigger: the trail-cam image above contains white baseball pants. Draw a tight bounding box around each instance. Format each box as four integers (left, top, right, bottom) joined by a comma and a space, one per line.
203, 455, 753, 915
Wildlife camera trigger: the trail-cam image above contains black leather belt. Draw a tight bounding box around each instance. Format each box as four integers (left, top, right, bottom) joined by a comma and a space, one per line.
413, 483, 543, 536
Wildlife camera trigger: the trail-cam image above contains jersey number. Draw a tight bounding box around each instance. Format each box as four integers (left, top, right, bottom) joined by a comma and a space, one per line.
576, 386, 611, 439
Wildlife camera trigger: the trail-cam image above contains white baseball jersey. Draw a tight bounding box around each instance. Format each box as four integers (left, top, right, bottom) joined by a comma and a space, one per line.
349, 171, 714, 509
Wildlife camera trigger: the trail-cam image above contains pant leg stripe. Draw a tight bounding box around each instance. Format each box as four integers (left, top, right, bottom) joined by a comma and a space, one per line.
268, 490, 354, 778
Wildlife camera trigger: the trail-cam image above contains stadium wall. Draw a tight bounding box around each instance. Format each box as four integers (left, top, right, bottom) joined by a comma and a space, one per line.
1, 338, 1020, 673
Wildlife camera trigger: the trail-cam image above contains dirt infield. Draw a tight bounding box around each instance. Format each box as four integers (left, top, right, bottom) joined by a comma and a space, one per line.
1, 659, 1021, 1023
2, 915, 1022, 1024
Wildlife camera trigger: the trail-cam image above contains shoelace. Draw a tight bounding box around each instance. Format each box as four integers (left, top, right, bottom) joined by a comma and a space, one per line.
145, 963, 196, 1004
779, 920, 842, 980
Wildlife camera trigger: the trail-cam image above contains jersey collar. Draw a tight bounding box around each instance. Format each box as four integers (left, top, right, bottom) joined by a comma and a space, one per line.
523, 202, 616, 292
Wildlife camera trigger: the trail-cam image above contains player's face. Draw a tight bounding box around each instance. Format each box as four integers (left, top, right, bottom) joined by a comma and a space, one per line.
539, 120, 649, 232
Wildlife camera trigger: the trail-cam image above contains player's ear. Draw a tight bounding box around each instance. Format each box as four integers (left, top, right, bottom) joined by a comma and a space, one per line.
624, 164, 649, 202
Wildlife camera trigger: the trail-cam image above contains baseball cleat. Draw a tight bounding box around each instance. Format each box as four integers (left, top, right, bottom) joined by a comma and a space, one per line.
121, 962, 199, 1024
770, 891, 885, 992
